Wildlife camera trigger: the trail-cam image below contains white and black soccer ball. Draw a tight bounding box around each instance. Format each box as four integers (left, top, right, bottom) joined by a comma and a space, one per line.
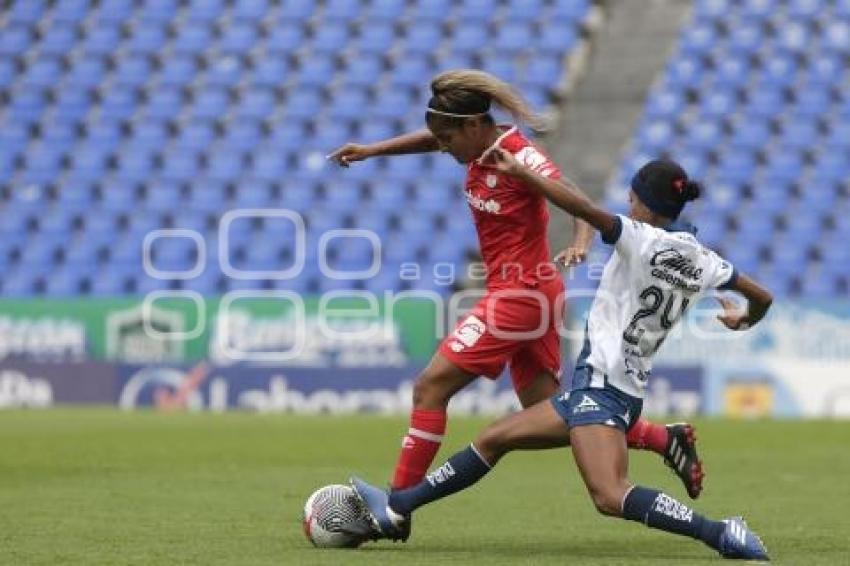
302, 484, 372, 548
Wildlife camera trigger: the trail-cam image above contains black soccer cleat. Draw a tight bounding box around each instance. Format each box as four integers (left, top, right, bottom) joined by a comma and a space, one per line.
664, 423, 704, 499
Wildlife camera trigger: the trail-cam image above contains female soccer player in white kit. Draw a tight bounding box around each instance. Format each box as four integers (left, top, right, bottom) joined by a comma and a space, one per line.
352, 155, 773, 561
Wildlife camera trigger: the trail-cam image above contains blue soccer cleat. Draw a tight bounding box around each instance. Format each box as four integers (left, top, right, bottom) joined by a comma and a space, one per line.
718, 517, 770, 561
349, 476, 411, 542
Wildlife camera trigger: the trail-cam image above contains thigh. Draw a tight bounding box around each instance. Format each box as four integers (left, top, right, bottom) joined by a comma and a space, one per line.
510, 325, 562, 401
569, 424, 630, 510
475, 399, 571, 464
515, 370, 559, 408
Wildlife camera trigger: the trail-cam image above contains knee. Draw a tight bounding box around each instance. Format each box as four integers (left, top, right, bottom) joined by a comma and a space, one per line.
586, 483, 627, 517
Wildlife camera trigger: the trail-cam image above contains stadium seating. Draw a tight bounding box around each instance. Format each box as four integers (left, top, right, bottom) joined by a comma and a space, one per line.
0, 0, 592, 296
606, 0, 850, 298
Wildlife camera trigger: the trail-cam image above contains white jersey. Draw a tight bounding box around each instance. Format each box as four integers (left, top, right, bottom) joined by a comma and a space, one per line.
574, 215, 737, 399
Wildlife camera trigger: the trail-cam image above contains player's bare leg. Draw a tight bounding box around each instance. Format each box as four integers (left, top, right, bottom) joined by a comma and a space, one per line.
515, 369, 560, 408
353, 395, 571, 541
517, 370, 703, 497
474, 396, 570, 464
391, 353, 477, 490
569, 424, 768, 560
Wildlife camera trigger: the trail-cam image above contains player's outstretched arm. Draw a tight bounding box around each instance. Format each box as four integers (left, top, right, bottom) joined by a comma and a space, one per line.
716, 274, 773, 331
327, 128, 439, 167
486, 147, 619, 237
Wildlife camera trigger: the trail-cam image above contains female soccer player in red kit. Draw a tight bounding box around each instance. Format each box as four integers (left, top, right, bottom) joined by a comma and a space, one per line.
328, 70, 702, 513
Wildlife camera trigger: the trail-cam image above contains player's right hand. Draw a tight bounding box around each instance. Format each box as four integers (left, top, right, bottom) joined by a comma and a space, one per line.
327, 143, 373, 167
716, 296, 751, 330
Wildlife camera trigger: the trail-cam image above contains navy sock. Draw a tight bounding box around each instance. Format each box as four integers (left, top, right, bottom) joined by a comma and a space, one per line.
622, 486, 725, 551
388, 444, 492, 516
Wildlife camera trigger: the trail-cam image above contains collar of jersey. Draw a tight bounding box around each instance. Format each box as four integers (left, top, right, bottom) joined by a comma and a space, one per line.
473, 124, 518, 165
663, 219, 698, 235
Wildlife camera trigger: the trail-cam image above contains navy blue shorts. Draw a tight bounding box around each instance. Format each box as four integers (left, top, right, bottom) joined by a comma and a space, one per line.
550, 386, 643, 433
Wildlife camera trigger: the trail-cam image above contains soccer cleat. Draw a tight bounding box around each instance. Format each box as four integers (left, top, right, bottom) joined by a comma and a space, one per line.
718, 517, 770, 561
663, 423, 704, 499
349, 476, 411, 542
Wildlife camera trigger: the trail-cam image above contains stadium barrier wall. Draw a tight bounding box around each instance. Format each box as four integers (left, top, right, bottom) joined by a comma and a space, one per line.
1, 297, 848, 418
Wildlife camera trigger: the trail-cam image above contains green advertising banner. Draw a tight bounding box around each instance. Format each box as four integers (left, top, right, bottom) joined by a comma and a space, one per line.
0, 295, 439, 366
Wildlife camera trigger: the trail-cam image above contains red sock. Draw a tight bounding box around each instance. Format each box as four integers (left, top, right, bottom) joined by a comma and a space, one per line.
391, 408, 447, 490
626, 418, 669, 455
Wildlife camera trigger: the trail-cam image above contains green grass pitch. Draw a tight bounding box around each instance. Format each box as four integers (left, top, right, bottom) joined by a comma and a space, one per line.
1, 410, 848, 565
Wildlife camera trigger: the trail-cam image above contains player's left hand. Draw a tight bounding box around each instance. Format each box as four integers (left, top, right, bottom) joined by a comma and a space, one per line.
716, 296, 750, 330
554, 246, 588, 268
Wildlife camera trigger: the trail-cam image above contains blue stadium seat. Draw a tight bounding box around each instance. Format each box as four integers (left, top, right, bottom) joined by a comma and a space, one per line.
40, 24, 79, 56
409, 0, 453, 22
550, 0, 591, 19
447, 23, 488, 53
189, 89, 228, 120
251, 148, 288, 180
249, 57, 291, 88
354, 24, 397, 54
222, 120, 263, 151
0, 25, 33, 56
50, 0, 91, 23
184, 0, 226, 22
158, 56, 199, 87
396, 25, 442, 57
502, 0, 546, 21
235, 89, 276, 120
295, 57, 337, 87
2, 270, 40, 297
112, 55, 154, 88
82, 26, 122, 55
219, 23, 259, 54
0, 0, 612, 296
126, 25, 167, 55
322, 0, 362, 21
206, 148, 245, 182
137, 0, 180, 22
494, 23, 534, 53
232, 0, 270, 21
371, 90, 412, 120
310, 22, 350, 53
366, 0, 407, 21
266, 24, 306, 53
172, 25, 214, 54
338, 57, 384, 88
100, 87, 139, 121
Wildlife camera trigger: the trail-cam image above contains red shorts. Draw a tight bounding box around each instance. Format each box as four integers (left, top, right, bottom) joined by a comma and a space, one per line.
439, 277, 565, 393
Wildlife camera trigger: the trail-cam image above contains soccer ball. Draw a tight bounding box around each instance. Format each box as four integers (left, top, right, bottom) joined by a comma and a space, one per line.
302, 484, 372, 548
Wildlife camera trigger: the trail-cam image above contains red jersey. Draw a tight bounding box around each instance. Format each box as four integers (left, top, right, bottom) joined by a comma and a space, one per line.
464, 125, 561, 289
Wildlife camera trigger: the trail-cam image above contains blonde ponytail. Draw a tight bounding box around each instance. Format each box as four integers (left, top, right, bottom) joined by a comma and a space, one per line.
429, 69, 548, 131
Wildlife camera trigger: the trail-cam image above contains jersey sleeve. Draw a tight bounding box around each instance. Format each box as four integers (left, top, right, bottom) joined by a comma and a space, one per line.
704, 250, 738, 290
600, 214, 649, 259
513, 145, 561, 179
